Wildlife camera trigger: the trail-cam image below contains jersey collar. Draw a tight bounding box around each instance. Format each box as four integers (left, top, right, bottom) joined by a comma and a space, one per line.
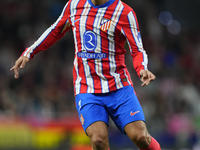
88, 0, 115, 8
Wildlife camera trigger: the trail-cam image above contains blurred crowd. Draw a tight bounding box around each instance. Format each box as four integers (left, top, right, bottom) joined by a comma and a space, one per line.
0, 0, 200, 149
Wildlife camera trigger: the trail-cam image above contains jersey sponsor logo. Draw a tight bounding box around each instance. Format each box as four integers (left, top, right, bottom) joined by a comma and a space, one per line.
83, 30, 97, 51
77, 52, 107, 59
130, 111, 140, 116
100, 18, 112, 31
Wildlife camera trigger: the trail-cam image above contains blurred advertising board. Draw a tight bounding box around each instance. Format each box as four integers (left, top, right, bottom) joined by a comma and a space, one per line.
0, 115, 91, 150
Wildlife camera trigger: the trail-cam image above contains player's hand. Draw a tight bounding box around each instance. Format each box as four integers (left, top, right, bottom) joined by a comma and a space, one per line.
140, 70, 156, 87
10, 56, 29, 79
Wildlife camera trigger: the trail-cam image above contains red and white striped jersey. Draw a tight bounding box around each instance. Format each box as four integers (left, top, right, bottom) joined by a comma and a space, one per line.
22, 0, 148, 95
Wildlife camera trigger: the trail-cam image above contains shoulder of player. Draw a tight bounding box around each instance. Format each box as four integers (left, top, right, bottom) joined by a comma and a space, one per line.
120, 1, 136, 15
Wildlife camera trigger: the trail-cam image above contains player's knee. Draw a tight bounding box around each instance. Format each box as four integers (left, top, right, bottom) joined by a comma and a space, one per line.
91, 136, 104, 147
90, 133, 107, 148
135, 133, 149, 145
130, 132, 151, 146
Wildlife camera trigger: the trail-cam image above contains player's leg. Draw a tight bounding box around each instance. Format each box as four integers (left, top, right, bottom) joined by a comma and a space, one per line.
124, 121, 151, 148
75, 93, 110, 150
124, 121, 161, 150
106, 85, 161, 150
86, 121, 109, 150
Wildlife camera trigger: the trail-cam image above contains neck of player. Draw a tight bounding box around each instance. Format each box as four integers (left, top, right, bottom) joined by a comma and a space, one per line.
91, 0, 109, 6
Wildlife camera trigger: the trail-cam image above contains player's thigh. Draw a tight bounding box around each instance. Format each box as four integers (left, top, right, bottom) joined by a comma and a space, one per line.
124, 121, 151, 148
108, 86, 145, 134
124, 120, 149, 139
75, 93, 109, 134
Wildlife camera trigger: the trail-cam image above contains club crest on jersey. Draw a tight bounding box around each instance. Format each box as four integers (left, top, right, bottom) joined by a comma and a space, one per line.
80, 114, 84, 125
100, 18, 111, 31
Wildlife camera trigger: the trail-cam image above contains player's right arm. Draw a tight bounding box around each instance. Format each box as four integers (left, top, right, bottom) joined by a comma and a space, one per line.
10, 1, 71, 78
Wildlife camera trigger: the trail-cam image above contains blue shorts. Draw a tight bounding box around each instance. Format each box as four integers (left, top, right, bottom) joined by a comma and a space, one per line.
75, 85, 145, 134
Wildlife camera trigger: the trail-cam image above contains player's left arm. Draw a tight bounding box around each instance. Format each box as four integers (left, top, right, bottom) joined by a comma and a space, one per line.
121, 10, 147, 76
140, 69, 156, 87
121, 10, 155, 86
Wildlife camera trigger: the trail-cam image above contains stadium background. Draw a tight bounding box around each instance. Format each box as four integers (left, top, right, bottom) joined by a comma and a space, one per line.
0, 0, 200, 149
